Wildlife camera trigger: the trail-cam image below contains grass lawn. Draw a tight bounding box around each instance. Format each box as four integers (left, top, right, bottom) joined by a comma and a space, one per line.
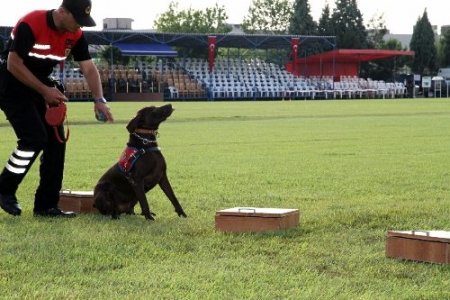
0, 99, 449, 299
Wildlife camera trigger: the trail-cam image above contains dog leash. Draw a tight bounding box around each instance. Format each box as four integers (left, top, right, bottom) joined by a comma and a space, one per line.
57, 116, 70, 144
54, 107, 70, 144
53, 123, 70, 144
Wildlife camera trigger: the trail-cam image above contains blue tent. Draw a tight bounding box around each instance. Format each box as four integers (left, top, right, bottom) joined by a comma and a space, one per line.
113, 42, 177, 57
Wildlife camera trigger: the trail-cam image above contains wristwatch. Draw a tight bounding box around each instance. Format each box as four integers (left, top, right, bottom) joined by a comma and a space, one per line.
94, 97, 107, 104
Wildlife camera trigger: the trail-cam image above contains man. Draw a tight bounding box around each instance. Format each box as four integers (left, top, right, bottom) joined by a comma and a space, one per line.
0, 0, 114, 217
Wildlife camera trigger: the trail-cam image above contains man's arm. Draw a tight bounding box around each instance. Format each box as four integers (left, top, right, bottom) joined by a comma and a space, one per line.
7, 52, 66, 106
79, 59, 114, 122
7, 21, 66, 105
78, 59, 102, 99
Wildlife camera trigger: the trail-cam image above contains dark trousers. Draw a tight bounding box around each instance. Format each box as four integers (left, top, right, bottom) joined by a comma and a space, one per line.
0, 92, 66, 211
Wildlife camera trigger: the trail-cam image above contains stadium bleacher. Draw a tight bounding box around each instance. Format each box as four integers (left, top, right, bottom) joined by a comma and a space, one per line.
51, 58, 407, 101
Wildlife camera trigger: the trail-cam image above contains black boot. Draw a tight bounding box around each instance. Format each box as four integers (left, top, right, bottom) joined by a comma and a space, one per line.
33, 207, 76, 218
0, 193, 22, 216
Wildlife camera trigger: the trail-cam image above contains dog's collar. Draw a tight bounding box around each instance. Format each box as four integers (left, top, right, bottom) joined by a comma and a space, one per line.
131, 132, 157, 145
135, 128, 158, 135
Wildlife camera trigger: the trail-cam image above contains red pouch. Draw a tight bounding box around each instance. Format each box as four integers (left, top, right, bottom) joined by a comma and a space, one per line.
45, 102, 69, 143
45, 102, 66, 126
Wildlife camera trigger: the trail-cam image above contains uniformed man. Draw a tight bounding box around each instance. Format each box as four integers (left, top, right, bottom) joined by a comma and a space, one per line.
0, 0, 114, 217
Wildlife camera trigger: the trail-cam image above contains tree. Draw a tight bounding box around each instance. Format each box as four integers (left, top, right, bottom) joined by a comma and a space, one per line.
317, 4, 333, 36
154, 1, 231, 34
366, 13, 388, 49
361, 39, 412, 81
242, 0, 292, 34
409, 9, 437, 75
154, 1, 231, 58
439, 30, 450, 67
383, 39, 412, 74
288, 0, 317, 35
99, 45, 130, 66
331, 0, 368, 49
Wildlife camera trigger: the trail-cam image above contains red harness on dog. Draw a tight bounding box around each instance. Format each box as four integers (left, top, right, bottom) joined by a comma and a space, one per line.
117, 146, 161, 173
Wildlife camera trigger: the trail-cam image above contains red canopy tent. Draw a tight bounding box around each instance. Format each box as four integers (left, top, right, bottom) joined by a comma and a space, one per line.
286, 49, 414, 79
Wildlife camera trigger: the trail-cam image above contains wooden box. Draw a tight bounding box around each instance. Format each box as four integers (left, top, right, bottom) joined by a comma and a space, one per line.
215, 207, 299, 233
386, 230, 450, 264
59, 190, 97, 213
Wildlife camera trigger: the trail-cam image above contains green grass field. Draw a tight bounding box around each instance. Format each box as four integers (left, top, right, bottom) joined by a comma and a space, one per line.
0, 99, 449, 299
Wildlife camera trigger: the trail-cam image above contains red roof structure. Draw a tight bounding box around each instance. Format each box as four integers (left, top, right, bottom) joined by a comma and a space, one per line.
286, 49, 415, 79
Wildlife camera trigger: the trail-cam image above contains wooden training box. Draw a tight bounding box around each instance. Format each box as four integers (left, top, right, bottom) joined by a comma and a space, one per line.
59, 190, 97, 213
215, 207, 300, 233
386, 230, 450, 264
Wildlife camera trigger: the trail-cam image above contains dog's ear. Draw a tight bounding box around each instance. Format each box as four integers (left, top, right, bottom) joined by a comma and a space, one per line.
126, 116, 139, 133
126, 110, 142, 133
127, 107, 157, 132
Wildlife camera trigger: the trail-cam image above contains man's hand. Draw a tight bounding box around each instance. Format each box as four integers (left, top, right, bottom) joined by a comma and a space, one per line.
94, 101, 114, 122
43, 86, 68, 105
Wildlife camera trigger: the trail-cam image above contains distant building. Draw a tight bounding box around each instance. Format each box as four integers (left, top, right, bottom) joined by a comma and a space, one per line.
228, 24, 245, 35
442, 25, 450, 36
103, 18, 134, 30
383, 24, 450, 50
432, 25, 438, 36
384, 33, 412, 49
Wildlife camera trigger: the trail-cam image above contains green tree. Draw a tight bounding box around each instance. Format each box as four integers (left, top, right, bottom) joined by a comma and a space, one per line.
99, 45, 130, 66
242, 0, 292, 34
288, 0, 317, 35
317, 4, 333, 36
154, 1, 231, 34
154, 1, 231, 58
331, 0, 368, 49
361, 39, 412, 81
314, 3, 338, 55
384, 38, 412, 73
366, 13, 388, 49
409, 9, 437, 75
439, 30, 450, 67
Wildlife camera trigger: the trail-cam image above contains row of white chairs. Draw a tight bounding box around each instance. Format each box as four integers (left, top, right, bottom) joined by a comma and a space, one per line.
174, 58, 407, 100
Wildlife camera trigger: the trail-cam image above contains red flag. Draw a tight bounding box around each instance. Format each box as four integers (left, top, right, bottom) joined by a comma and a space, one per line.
208, 36, 216, 72
291, 38, 300, 65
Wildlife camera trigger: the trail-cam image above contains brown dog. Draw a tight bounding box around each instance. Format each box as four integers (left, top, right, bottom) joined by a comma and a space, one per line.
93, 104, 187, 220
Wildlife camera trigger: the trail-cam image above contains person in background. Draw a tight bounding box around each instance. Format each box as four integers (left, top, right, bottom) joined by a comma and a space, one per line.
0, 0, 114, 217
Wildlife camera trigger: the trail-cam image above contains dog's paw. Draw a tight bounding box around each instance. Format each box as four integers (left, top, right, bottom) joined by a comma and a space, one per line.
177, 210, 187, 218
144, 214, 155, 221
141, 211, 156, 217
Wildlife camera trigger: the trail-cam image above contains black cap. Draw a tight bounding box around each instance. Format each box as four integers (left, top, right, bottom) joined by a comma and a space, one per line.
62, 0, 96, 27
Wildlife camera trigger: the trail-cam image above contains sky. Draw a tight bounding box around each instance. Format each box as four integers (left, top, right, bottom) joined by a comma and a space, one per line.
1, 0, 449, 34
